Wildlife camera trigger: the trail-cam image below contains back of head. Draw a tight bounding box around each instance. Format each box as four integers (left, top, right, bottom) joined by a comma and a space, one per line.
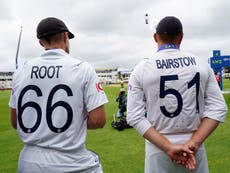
37, 17, 75, 52
37, 17, 74, 40
156, 16, 183, 35
155, 16, 183, 44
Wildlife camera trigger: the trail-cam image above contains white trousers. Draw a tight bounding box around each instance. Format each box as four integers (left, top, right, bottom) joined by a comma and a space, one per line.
145, 133, 209, 173
18, 145, 103, 173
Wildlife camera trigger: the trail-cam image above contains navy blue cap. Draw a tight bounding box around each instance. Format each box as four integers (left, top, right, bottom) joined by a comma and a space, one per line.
156, 16, 183, 35
37, 17, 74, 39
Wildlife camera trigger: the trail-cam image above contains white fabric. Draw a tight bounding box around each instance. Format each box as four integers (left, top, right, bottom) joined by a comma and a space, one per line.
18, 145, 103, 173
127, 47, 227, 173
127, 48, 227, 136
145, 141, 209, 173
9, 49, 108, 172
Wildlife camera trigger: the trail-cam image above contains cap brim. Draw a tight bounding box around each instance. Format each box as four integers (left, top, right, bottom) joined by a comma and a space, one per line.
68, 31, 74, 39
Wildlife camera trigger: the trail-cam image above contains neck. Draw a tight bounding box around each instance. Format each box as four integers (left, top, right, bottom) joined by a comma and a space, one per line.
44, 44, 68, 53
45, 47, 59, 50
45, 43, 63, 50
154, 33, 183, 50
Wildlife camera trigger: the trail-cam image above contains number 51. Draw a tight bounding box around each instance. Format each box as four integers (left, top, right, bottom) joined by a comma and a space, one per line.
160, 72, 200, 118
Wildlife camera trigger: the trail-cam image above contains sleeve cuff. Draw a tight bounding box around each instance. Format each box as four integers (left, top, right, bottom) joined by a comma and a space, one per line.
133, 119, 152, 136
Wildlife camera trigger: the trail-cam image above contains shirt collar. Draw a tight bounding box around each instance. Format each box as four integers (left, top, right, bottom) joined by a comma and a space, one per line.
41, 48, 68, 57
157, 44, 179, 52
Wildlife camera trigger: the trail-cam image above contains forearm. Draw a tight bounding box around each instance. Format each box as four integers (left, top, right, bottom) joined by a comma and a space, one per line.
188, 117, 219, 151
10, 108, 17, 129
143, 126, 194, 165
143, 126, 173, 153
87, 105, 106, 129
87, 118, 105, 129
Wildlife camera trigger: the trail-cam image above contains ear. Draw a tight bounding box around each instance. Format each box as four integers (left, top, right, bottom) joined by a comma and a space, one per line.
63, 32, 68, 43
153, 33, 158, 43
177, 34, 183, 45
39, 40, 44, 47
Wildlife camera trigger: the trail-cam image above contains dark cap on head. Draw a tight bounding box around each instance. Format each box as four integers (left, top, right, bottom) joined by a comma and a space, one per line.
37, 17, 74, 39
156, 16, 183, 35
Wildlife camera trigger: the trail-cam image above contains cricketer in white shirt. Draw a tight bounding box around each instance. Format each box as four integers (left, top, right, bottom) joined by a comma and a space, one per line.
127, 45, 227, 173
9, 49, 108, 173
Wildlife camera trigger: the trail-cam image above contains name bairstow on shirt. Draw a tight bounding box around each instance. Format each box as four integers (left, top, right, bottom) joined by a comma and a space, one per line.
156, 57, 196, 69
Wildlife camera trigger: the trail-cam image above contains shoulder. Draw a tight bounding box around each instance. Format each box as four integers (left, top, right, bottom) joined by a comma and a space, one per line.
179, 49, 205, 61
63, 56, 94, 72
14, 58, 37, 74
78, 61, 95, 73
129, 58, 150, 86
72, 61, 97, 80
178, 49, 210, 66
132, 58, 150, 73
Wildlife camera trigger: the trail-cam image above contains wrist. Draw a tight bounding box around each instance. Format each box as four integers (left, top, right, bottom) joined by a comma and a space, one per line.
187, 139, 201, 153
164, 142, 175, 155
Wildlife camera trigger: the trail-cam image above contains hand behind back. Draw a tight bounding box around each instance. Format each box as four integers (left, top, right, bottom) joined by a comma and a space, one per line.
167, 144, 196, 171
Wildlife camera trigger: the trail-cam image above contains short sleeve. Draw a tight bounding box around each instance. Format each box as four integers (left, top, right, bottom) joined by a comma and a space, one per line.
8, 73, 17, 109
83, 64, 108, 112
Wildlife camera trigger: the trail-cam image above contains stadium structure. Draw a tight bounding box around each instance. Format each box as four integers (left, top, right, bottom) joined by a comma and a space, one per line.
0, 71, 13, 90
0, 67, 132, 89
96, 67, 132, 85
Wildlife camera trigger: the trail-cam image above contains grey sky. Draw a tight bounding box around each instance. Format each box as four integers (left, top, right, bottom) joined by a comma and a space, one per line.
0, 0, 230, 71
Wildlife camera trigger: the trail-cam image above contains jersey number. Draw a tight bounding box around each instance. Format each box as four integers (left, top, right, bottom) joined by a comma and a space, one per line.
160, 72, 200, 118
18, 84, 73, 133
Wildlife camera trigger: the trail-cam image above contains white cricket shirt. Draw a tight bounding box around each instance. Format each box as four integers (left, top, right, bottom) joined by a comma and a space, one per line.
127, 45, 227, 136
9, 49, 108, 151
